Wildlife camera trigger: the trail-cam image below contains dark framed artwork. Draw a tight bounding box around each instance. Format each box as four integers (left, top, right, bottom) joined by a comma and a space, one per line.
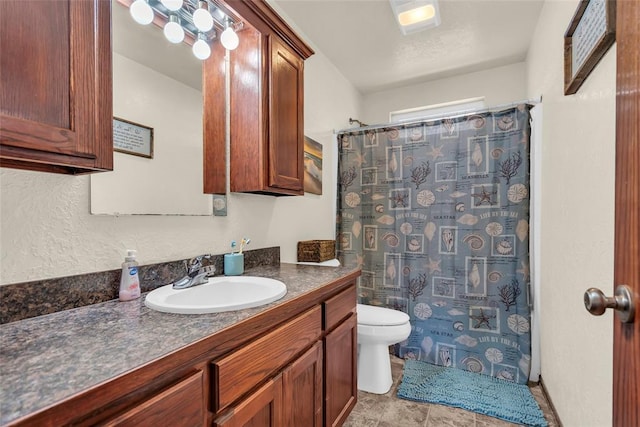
303, 136, 323, 195
113, 117, 154, 159
564, 0, 616, 95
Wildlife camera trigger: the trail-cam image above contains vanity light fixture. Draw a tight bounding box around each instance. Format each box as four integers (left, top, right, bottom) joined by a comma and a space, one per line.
129, 0, 154, 25
220, 18, 239, 50
160, 0, 183, 11
193, 1, 214, 32
164, 14, 185, 44
192, 32, 212, 60
126, 0, 241, 60
389, 0, 441, 35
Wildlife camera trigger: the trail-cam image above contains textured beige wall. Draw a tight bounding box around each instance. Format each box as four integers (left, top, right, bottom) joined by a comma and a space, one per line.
361, 62, 528, 124
527, 1, 615, 425
0, 32, 361, 285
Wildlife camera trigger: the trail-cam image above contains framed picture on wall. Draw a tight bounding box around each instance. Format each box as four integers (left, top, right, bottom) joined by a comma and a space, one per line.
113, 117, 154, 159
564, 0, 616, 95
303, 136, 323, 195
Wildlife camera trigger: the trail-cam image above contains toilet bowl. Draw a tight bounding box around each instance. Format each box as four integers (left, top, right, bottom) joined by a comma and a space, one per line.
357, 303, 411, 394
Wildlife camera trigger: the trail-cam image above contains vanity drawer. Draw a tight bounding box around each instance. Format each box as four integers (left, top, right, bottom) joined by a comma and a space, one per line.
103, 370, 204, 426
213, 305, 322, 412
324, 282, 356, 331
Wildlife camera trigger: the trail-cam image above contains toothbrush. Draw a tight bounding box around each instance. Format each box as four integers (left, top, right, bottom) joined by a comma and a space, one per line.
230, 241, 237, 254
238, 238, 251, 254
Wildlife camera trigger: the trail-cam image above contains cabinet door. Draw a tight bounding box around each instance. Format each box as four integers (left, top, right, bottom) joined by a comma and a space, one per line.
0, 0, 112, 174
324, 314, 357, 427
215, 375, 283, 427
267, 34, 304, 193
283, 342, 323, 427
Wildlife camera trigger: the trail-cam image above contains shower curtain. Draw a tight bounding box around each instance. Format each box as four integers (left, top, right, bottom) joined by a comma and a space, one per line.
337, 105, 532, 384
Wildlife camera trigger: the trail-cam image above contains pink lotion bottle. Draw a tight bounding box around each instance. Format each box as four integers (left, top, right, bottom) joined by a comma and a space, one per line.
119, 250, 141, 301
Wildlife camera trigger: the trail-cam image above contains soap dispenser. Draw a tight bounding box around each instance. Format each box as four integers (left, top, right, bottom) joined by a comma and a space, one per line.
119, 250, 141, 301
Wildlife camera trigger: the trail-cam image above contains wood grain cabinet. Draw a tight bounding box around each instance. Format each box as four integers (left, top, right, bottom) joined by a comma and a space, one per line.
214, 375, 284, 427
324, 286, 358, 427
102, 370, 206, 427
215, 342, 323, 427
283, 342, 323, 427
0, 0, 113, 174
9, 275, 359, 427
215, 0, 314, 196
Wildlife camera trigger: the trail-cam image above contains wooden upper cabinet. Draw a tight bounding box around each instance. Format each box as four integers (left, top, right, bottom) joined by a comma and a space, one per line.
268, 35, 304, 192
224, 0, 313, 196
0, 0, 113, 174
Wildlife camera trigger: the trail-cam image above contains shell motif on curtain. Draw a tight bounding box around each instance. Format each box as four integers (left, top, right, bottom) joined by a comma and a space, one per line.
336, 105, 532, 384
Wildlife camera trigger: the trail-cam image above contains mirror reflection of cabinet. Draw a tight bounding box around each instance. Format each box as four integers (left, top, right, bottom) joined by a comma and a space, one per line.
90, 1, 226, 215
212, 0, 314, 196
0, 0, 113, 174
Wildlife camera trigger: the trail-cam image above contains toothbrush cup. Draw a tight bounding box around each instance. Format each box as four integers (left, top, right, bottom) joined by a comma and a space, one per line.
224, 253, 244, 276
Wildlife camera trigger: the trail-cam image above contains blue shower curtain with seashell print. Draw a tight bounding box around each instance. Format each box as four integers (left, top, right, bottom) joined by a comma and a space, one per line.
336, 105, 533, 384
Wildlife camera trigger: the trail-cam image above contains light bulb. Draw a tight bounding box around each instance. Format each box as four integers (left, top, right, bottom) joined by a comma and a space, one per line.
193, 8, 214, 32
192, 38, 211, 60
160, 0, 183, 11
164, 16, 185, 44
398, 5, 436, 26
130, 0, 153, 25
220, 27, 239, 50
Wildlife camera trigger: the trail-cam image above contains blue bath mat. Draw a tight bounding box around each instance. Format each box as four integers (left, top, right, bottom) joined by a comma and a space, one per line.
398, 360, 547, 426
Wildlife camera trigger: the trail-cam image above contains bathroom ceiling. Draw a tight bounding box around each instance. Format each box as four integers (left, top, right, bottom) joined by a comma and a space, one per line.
272, 0, 545, 94
113, 0, 545, 95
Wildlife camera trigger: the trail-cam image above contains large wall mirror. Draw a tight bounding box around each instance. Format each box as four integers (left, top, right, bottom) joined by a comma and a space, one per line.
90, 0, 224, 216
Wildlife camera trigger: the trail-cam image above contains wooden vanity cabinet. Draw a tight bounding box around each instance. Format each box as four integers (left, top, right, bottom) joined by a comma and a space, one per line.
214, 374, 284, 427
101, 370, 206, 427
215, 342, 323, 427
212, 306, 323, 426
8, 273, 359, 427
323, 286, 358, 427
0, 0, 113, 174
220, 0, 314, 196
283, 342, 324, 426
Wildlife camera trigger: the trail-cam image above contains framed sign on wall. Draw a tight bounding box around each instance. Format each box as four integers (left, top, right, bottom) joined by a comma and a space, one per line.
113, 117, 154, 159
564, 0, 616, 95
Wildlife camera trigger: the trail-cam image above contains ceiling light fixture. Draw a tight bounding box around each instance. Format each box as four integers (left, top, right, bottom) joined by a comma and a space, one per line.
126, 0, 241, 60
389, 0, 441, 35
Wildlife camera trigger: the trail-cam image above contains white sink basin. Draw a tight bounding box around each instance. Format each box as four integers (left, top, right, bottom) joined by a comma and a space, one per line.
144, 276, 287, 314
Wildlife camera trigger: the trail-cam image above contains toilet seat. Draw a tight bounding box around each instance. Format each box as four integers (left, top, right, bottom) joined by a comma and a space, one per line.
357, 303, 409, 326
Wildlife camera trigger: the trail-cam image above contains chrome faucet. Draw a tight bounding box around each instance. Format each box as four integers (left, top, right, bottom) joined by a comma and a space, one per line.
172, 254, 216, 289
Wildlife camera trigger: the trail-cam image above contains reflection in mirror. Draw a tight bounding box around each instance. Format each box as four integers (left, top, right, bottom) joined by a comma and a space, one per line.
90, 1, 219, 216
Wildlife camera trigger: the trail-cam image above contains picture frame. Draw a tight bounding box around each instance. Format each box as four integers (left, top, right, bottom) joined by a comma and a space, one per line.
303, 136, 323, 195
564, 0, 616, 95
113, 117, 154, 159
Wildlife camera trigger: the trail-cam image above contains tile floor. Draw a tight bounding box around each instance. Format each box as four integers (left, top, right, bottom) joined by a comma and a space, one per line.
344, 356, 559, 427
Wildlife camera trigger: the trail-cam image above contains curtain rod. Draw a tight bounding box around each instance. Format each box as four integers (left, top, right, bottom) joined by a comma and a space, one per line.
334, 96, 542, 135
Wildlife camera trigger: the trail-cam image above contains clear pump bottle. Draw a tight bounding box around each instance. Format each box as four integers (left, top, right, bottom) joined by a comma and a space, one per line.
119, 250, 141, 301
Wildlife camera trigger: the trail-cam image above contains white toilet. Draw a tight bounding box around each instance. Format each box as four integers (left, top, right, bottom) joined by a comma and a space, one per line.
356, 303, 411, 394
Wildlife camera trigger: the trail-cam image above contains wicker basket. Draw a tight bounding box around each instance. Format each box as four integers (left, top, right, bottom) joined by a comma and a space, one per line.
297, 240, 336, 263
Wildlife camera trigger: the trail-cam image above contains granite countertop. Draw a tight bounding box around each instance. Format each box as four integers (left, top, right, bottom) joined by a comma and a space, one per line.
0, 263, 359, 426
